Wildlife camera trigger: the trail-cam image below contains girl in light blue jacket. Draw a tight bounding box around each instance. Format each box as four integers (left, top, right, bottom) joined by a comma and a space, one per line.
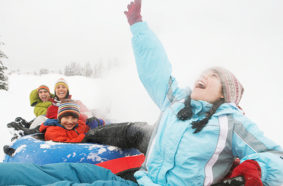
122, 0, 283, 185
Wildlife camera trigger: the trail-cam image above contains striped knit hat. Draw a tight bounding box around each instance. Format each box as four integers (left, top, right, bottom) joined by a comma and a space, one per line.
37, 85, 50, 93
55, 78, 69, 91
57, 102, 80, 122
210, 67, 244, 105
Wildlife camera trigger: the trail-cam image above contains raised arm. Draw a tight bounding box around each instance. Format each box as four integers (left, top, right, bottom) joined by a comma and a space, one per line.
29, 89, 41, 106
125, 0, 188, 110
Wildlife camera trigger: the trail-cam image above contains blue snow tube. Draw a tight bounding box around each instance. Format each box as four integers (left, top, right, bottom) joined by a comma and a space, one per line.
3, 134, 145, 174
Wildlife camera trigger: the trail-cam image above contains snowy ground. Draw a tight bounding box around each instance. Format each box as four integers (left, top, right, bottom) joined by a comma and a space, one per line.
0, 64, 283, 161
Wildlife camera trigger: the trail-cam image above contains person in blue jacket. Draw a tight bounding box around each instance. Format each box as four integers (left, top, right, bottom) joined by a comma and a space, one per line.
91, 0, 283, 185
120, 1, 283, 185
0, 0, 283, 185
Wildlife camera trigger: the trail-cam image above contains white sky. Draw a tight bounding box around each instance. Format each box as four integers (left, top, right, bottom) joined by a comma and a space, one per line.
0, 0, 282, 72
0, 0, 283, 146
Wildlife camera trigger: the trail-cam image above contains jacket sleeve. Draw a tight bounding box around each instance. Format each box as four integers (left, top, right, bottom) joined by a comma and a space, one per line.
46, 105, 58, 119
78, 120, 90, 133
34, 101, 52, 116
231, 115, 283, 185
134, 171, 162, 186
130, 22, 188, 110
44, 127, 85, 143
39, 124, 48, 133
30, 89, 41, 106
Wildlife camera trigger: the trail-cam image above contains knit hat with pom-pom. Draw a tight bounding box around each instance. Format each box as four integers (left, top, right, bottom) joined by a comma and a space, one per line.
210, 67, 244, 105
54, 78, 69, 91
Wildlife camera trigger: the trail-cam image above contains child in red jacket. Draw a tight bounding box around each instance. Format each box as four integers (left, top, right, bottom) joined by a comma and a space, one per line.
40, 101, 89, 143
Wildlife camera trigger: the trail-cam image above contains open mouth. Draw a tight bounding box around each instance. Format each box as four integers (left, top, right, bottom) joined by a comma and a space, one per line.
195, 80, 206, 89
57, 92, 66, 96
65, 124, 74, 128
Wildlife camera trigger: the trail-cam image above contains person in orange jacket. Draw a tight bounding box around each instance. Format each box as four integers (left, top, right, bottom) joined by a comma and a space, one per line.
40, 101, 89, 143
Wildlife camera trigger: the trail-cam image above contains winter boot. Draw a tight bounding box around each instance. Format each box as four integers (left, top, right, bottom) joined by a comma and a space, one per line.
7, 122, 40, 136
82, 122, 153, 154
3, 145, 16, 156
7, 121, 25, 131
15, 117, 31, 128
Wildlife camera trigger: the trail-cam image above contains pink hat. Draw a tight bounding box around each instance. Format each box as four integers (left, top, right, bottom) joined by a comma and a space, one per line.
210, 67, 244, 105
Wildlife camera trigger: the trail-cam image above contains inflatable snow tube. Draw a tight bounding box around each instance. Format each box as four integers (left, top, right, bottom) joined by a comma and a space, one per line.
3, 134, 145, 174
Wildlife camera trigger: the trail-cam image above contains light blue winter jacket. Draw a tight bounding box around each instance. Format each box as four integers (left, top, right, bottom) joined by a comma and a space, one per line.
130, 22, 283, 186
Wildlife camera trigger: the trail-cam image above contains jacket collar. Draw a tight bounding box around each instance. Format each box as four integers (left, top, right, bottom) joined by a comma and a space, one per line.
44, 118, 78, 130
190, 100, 242, 116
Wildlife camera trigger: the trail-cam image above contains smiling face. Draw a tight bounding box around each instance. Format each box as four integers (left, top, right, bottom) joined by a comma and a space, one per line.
191, 70, 224, 104
38, 89, 51, 102
55, 84, 68, 100
60, 115, 78, 130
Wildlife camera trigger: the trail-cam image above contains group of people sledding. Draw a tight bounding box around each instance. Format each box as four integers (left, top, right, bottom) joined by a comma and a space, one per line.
1, 0, 283, 185
6, 78, 105, 144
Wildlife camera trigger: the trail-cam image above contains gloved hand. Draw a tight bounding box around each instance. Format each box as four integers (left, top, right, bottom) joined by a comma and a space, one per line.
228, 160, 263, 186
86, 116, 105, 129
124, 0, 142, 25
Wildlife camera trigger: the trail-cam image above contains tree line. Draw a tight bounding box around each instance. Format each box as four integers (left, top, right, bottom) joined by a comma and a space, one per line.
9, 58, 120, 78
0, 42, 8, 91
0, 38, 121, 91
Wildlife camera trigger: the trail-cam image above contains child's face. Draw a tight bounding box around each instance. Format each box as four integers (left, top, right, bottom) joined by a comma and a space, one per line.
191, 70, 224, 104
60, 115, 78, 130
38, 89, 51, 102
55, 84, 68, 100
